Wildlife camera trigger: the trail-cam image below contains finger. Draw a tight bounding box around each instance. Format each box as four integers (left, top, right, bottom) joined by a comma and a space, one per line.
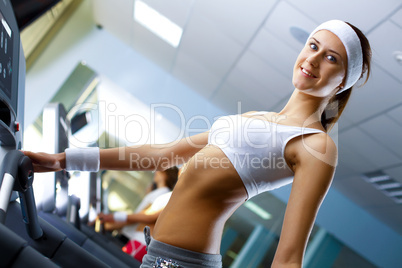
28, 153, 62, 171
32, 164, 61, 173
24, 152, 51, 165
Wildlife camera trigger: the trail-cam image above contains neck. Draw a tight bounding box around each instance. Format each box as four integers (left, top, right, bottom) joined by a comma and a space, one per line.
156, 181, 167, 189
278, 89, 332, 128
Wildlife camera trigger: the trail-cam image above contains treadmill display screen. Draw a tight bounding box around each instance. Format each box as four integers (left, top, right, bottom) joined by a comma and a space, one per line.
0, 10, 13, 98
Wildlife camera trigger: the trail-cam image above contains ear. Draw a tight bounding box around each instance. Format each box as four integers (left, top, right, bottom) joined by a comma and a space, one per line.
334, 83, 344, 95
338, 69, 347, 90
337, 77, 346, 89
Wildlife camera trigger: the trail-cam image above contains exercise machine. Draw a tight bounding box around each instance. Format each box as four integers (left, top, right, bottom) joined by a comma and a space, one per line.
0, 1, 138, 266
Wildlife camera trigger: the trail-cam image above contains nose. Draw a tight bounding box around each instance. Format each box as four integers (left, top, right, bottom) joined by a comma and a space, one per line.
306, 54, 319, 68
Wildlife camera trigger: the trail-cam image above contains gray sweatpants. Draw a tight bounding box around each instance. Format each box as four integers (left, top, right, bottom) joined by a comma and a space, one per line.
140, 227, 222, 268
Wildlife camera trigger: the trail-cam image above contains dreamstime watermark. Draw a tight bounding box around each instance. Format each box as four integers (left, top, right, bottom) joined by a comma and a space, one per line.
67, 100, 339, 168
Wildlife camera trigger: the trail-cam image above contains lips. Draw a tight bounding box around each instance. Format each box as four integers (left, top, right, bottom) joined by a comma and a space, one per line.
301, 67, 317, 78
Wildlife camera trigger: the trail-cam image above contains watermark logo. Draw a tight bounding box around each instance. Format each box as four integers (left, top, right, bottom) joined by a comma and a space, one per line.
67, 101, 338, 169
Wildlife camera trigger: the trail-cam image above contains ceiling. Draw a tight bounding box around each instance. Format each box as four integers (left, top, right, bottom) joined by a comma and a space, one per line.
91, 0, 402, 235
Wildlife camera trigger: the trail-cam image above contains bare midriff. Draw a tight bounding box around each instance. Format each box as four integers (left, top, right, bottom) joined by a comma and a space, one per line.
152, 145, 248, 254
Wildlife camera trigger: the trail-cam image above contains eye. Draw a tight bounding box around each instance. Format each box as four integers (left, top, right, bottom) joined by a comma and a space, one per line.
326, 55, 337, 63
309, 43, 318, 50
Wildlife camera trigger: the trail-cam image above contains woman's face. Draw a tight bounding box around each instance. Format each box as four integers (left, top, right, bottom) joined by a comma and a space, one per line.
153, 171, 167, 184
292, 30, 347, 97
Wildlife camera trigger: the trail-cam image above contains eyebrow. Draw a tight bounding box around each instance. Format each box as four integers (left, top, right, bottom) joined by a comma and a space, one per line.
310, 37, 344, 60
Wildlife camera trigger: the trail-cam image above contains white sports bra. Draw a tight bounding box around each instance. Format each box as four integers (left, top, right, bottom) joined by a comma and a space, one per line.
208, 112, 324, 199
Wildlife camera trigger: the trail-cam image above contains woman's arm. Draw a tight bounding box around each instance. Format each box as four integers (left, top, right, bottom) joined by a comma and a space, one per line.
98, 211, 162, 225
126, 211, 161, 224
99, 131, 209, 171
272, 133, 337, 267
24, 131, 209, 172
97, 210, 163, 232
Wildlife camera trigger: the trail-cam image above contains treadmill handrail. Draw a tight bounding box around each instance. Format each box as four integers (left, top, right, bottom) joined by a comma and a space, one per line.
0, 150, 43, 239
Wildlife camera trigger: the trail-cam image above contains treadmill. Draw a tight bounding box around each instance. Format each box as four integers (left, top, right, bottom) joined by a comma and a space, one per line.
0, 1, 136, 267
37, 102, 140, 267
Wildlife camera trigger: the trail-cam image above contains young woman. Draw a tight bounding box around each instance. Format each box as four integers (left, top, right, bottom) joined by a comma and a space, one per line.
97, 167, 178, 233
96, 167, 178, 262
24, 20, 371, 267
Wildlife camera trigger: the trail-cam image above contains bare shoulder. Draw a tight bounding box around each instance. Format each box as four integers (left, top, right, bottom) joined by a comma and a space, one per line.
296, 132, 338, 169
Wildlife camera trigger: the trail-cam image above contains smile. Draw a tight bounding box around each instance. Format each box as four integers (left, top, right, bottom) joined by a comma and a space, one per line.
301, 68, 316, 78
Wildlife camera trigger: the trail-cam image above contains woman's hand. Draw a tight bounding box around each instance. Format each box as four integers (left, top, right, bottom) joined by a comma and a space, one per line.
22, 151, 66, 173
97, 213, 115, 223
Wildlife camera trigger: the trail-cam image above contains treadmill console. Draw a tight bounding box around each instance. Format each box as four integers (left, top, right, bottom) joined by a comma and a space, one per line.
0, 0, 24, 148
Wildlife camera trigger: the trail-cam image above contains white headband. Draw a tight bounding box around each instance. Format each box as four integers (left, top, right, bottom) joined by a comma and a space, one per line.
308, 20, 363, 94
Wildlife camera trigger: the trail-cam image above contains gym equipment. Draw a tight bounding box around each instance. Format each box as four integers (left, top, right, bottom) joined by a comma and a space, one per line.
0, 150, 108, 267
0, 1, 141, 266
0, 152, 57, 268
5, 200, 108, 267
38, 102, 140, 267
0, 150, 42, 238
0, 223, 59, 268
0, 1, 133, 266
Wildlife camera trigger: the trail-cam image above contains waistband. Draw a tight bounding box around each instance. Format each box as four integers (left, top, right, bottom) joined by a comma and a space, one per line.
144, 227, 222, 267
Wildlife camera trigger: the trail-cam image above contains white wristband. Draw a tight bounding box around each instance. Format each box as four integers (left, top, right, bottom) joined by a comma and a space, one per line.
113, 211, 128, 222
65, 147, 100, 172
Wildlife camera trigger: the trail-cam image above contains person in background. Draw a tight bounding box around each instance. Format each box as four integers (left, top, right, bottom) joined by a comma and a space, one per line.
99, 167, 178, 240
99, 190, 174, 262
